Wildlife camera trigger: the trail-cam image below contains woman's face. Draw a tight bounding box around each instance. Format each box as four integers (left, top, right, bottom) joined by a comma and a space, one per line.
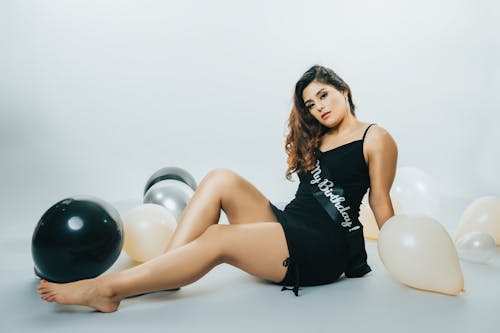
302, 81, 348, 128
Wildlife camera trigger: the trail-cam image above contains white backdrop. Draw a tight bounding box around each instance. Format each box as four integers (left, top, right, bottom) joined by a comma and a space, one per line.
1, 0, 499, 228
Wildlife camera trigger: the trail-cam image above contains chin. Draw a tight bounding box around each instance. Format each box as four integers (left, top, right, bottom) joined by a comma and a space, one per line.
322, 119, 340, 128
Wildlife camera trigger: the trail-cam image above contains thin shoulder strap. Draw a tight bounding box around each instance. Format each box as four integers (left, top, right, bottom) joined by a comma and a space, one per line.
362, 123, 376, 141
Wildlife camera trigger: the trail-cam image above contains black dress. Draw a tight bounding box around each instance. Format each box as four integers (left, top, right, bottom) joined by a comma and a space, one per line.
269, 124, 376, 296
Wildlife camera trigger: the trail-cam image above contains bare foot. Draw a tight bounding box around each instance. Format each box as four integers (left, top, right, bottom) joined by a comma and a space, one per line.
37, 278, 122, 313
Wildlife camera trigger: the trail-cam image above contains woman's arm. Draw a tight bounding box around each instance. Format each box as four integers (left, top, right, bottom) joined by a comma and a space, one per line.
364, 125, 398, 230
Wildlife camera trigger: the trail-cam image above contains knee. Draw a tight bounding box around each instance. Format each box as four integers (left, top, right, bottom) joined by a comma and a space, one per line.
204, 168, 238, 187
206, 168, 237, 180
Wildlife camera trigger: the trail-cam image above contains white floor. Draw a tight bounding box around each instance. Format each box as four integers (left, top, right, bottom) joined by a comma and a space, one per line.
1, 196, 499, 333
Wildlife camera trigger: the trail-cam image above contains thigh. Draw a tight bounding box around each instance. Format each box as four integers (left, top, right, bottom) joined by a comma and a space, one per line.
202, 222, 290, 283
208, 168, 279, 224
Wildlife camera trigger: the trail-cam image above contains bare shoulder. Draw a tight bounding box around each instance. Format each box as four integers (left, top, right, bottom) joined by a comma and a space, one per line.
365, 125, 396, 149
362, 124, 398, 166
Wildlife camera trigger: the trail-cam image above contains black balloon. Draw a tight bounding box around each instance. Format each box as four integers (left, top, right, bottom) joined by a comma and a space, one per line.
31, 196, 124, 283
144, 166, 197, 195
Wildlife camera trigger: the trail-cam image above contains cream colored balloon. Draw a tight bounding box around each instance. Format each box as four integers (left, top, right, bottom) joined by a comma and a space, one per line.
359, 193, 403, 240
123, 203, 178, 263
378, 215, 465, 296
455, 196, 500, 245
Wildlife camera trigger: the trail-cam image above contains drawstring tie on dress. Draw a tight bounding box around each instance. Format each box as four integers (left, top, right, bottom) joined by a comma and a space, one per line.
280, 257, 301, 296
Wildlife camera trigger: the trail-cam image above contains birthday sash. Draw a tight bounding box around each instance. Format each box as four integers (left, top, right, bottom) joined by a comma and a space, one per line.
305, 150, 363, 235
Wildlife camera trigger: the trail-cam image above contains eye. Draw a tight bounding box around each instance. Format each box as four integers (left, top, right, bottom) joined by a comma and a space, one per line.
306, 103, 314, 110
320, 92, 327, 99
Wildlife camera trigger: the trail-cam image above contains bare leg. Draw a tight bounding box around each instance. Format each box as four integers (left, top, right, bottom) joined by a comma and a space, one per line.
166, 168, 279, 252
37, 222, 289, 313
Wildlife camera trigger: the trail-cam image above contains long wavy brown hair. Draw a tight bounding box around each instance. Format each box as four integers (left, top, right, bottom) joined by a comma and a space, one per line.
284, 65, 356, 181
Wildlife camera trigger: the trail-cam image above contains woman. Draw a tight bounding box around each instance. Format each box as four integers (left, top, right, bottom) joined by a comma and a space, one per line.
37, 64, 397, 312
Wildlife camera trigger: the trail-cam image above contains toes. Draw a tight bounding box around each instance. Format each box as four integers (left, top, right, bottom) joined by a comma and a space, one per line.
36, 280, 63, 303
37, 281, 56, 295
37, 284, 48, 292
39, 288, 50, 295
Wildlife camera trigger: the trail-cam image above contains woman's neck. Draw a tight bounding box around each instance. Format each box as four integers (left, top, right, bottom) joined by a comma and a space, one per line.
324, 114, 360, 138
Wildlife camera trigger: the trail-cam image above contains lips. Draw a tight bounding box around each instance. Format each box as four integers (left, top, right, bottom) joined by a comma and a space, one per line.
321, 112, 331, 119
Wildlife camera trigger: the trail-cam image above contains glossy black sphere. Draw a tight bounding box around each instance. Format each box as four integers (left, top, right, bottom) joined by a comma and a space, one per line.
31, 196, 123, 283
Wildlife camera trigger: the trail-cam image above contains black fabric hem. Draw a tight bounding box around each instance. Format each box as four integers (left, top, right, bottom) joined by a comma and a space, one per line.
269, 201, 302, 296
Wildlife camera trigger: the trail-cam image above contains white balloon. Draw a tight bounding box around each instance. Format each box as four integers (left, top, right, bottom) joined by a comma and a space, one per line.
455, 196, 500, 245
378, 215, 464, 296
455, 231, 496, 264
122, 204, 178, 263
112, 198, 142, 218
359, 192, 404, 240
390, 167, 439, 216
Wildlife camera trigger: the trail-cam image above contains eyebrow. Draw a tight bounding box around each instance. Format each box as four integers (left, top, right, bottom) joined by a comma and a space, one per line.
304, 88, 326, 105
